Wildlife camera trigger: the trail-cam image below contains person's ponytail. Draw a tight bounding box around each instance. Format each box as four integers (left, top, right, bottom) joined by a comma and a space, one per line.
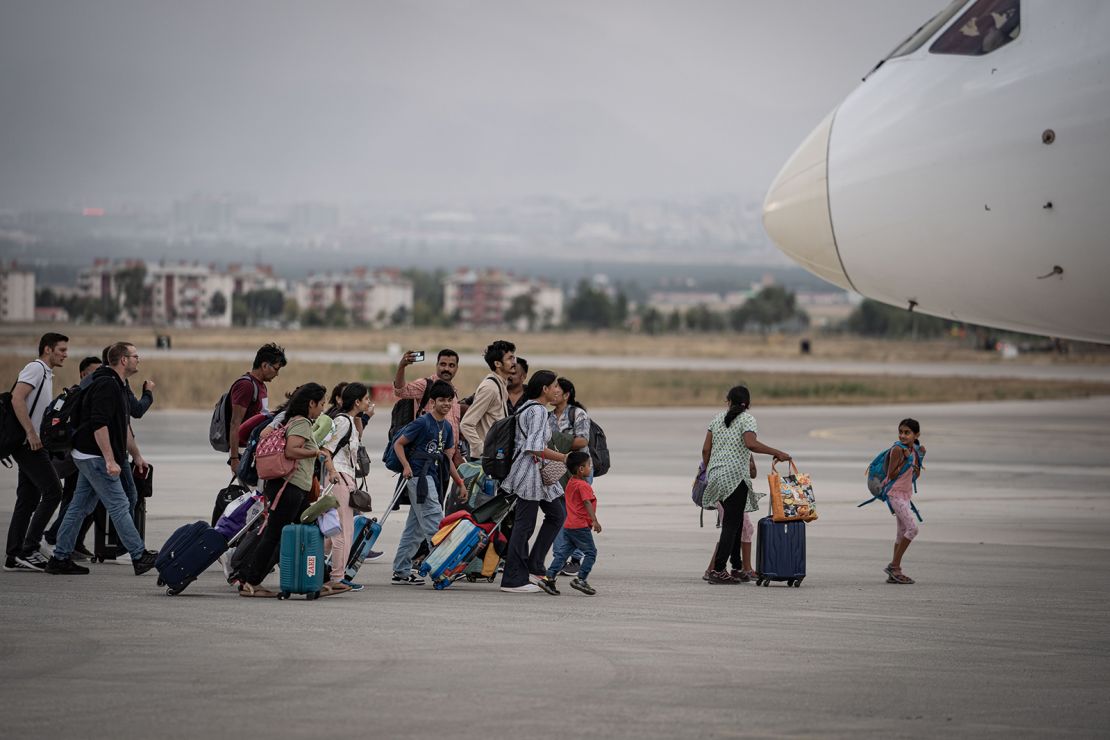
723, 385, 751, 428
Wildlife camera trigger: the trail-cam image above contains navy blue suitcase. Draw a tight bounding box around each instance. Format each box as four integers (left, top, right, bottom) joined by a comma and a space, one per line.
755, 516, 806, 587
155, 521, 229, 596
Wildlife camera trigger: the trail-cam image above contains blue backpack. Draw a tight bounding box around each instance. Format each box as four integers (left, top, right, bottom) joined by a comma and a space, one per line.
860, 442, 924, 522
236, 413, 274, 487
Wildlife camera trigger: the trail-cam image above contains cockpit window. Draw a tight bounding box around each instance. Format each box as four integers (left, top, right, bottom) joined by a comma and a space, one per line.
930, 0, 1020, 55
885, 0, 972, 60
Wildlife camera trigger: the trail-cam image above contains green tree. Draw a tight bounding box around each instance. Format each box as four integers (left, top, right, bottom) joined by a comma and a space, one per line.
302, 308, 325, 327
115, 264, 147, 313
324, 302, 349, 327
730, 285, 809, 333
847, 298, 952, 338
208, 290, 227, 317
401, 268, 447, 325
282, 297, 300, 325
640, 306, 663, 335
390, 304, 410, 326
567, 280, 614, 330
505, 293, 537, 330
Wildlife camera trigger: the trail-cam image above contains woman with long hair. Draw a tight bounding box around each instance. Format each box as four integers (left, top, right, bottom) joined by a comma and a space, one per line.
239, 382, 330, 597
700, 385, 791, 585
499, 370, 567, 594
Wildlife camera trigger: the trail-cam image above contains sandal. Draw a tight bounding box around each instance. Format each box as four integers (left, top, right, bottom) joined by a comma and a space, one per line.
238, 583, 278, 598
883, 564, 915, 584
320, 581, 352, 596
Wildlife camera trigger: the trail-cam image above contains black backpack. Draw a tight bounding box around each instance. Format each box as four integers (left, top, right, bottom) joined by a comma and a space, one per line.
569, 407, 611, 477
387, 377, 435, 443
0, 360, 49, 462
39, 385, 83, 454
481, 401, 534, 480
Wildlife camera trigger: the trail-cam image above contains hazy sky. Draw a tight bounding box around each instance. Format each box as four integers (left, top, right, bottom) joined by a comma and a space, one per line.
0, 0, 950, 209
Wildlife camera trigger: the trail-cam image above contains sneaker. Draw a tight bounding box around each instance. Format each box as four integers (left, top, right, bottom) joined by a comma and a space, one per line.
706, 569, 740, 585
532, 575, 559, 595
364, 550, 384, 561
391, 573, 424, 586
730, 569, 752, 583
570, 578, 596, 595
559, 559, 581, 576
340, 579, 365, 592
500, 583, 541, 594
44, 556, 90, 575
4, 558, 40, 572
73, 544, 94, 562
132, 550, 159, 575
702, 569, 711, 582
21, 551, 49, 570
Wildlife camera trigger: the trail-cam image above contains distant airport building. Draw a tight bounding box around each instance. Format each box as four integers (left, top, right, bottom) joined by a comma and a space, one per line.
0, 263, 35, 323
646, 290, 749, 316
443, 268, 564, 330
292, 269, 414, 327
226, 263, 288, 296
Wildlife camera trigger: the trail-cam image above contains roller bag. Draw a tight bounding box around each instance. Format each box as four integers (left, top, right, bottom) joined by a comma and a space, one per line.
93, 496, 147, 562
278, 524, 326, 600
419, 518, 483, 589
156, 502, 263, 596
754, 516, 806, 587
344, 477, 406, 582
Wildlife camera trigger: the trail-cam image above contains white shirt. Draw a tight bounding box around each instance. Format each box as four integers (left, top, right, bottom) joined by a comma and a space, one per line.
17, 359, 53, 432
322, 414, 363, 479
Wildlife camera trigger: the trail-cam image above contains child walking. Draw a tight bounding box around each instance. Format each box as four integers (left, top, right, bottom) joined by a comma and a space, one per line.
884, 418, 925, 584
544, 451, 601, 596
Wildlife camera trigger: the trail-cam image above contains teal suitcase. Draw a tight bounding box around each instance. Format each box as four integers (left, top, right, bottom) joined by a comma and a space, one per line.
278, 524, 326, 600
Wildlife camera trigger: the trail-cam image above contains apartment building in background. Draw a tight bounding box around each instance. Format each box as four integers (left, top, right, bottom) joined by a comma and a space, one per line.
0, 263, 35, 322
149, 262, 234, 328
443, 268, 564, 330
293, 269, 414, 327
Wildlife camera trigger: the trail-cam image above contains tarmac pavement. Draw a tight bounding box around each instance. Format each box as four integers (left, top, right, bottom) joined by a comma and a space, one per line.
2, 398, 1109, 738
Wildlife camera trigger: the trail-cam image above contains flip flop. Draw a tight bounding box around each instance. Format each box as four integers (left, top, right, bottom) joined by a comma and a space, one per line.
320, 582, 352, 596
238, 583, 278, 598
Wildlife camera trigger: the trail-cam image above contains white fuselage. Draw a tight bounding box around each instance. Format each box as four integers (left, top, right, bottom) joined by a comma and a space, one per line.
763, 0, 1110, 343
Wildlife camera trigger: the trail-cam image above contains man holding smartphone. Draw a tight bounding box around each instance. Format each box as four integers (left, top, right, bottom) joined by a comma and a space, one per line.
393, 348, 463, 464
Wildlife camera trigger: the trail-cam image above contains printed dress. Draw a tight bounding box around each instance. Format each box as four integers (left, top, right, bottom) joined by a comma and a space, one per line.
502, 402, 564, 503
703, 410, 764, 513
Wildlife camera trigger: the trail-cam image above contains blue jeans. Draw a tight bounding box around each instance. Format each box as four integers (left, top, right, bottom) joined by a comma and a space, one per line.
392, 476, 443, 576
547, 527, 597, 581
55, 457, 146, 561
553, 529, 585, 563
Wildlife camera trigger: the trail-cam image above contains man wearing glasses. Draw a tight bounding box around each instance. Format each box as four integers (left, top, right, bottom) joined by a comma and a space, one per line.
46, 342, 158, 575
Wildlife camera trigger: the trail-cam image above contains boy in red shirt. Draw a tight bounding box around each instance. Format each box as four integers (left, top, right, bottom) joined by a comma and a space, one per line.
543, 450, 601, 595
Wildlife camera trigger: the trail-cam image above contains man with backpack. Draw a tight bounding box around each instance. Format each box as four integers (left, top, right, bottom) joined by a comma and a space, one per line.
459, 340, 516, 463
3, 332, 68, 572
45, 342, 158, 576
222, 343, 286, 474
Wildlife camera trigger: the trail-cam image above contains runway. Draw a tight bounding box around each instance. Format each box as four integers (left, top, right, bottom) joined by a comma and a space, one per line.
2, 398, 1109, 738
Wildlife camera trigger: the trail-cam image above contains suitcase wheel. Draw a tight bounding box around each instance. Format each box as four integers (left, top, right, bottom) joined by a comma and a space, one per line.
465, 573, 478, 583
787, 580, 795, 587
278, 591, 290, 600
762, 580, 769, 587
794, 578, 803, 587
156, 578, 165, 587
307, 591, 319, 601
166, 586, 183, 596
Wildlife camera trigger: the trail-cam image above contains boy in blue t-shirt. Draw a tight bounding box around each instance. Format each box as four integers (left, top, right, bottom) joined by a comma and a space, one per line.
544, 450, 601, 596
390, 380, 465, 585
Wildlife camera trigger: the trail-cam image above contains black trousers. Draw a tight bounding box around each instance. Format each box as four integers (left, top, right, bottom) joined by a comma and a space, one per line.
6, 445, 63, 559
241, 478, 308, 587
501, 496, 566, 588
713, 482, 748, 573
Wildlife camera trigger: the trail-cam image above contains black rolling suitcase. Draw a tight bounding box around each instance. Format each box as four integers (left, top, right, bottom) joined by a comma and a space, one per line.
754, 516, 806, 587
93, 462, 153, 562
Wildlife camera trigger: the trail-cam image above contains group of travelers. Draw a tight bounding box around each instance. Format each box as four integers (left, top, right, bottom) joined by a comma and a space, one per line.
4, 331, 924, 594
4, 334, 159, 576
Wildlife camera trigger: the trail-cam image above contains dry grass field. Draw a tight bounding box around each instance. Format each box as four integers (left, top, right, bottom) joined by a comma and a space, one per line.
4, 355, 1109, 410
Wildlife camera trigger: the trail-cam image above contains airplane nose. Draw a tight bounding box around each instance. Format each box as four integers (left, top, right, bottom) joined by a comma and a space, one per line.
762, 111, 852, 291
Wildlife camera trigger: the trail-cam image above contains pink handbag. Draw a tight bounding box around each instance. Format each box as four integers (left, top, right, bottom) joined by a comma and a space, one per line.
254, 424, 298, 481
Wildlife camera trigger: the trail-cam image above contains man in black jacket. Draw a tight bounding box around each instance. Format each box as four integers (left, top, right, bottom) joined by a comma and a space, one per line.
45, 342, 157, 576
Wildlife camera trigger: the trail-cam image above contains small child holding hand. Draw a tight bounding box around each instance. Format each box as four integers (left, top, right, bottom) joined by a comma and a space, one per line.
544, 450, 601, 596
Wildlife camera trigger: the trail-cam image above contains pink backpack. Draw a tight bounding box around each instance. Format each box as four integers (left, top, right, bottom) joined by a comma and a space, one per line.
254, 423, 298, 480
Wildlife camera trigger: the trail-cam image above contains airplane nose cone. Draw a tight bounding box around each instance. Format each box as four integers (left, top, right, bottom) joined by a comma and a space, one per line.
762, 111, 852, 291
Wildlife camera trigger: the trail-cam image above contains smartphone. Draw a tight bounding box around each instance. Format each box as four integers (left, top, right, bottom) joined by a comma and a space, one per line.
411, 351, 425, 362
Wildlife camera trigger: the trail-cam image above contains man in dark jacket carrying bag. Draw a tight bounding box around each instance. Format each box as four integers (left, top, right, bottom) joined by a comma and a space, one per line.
45, 342, 158, 576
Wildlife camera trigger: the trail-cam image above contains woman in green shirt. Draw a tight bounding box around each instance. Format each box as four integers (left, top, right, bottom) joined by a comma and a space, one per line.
700, 385, 791, 586
239, 382, 328, 597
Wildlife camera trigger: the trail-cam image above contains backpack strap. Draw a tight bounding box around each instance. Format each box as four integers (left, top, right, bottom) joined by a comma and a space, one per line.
414, 376, 436, 417
332, 414, 354, 455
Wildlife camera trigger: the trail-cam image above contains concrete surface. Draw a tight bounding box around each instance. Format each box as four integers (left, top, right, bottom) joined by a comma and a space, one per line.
2, 398, 1109, 738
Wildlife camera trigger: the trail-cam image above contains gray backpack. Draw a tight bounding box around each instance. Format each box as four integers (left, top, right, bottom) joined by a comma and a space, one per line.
209, 375, 257, 452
